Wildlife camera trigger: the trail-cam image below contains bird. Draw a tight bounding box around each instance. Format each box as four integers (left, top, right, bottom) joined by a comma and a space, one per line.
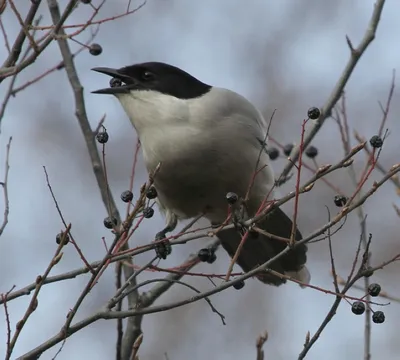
92, 61, 310, 287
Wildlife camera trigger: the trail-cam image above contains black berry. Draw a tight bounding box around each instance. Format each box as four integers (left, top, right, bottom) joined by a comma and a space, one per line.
369, 135, 383, 149
146, 186, 157, 199
372, 311, 385, 324
198, 248, 216, 263
233, 280, 245, 290
96, 131, 109, 144
226, 192, 238, 205
155, 240, 171, 259
89, 43, 102, 56
110, 78, 122, 88
267, 147, 279, 160
283, 143, 294, 157
80, 0, 91, 3
305, 145, 318, 158
103, 216, 117, 229
143, 207, 154, 218
368, 283, 381, 297
334, 195, 347, 207
308, 107, 321, 120
120, 190, 133, 203
351, 301, 365, 315
56, 232, 70, 245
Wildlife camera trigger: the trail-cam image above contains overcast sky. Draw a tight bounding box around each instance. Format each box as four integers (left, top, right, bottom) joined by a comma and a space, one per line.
0, 1, 399, 359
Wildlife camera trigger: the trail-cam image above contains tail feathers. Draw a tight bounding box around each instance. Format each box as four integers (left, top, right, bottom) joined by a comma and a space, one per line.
216, 207, 309, 287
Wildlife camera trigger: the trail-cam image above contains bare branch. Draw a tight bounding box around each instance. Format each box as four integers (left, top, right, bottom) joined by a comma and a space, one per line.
0, 0, 77, 83
46, 1, 145, 357
279, 0, 387, 180
18, 161, 400, 358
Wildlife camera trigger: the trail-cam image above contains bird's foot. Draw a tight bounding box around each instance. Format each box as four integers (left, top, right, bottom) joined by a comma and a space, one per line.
154, 230, 172, 259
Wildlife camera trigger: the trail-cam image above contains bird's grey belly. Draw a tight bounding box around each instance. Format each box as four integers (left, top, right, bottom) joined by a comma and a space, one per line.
146, 146, 270, 222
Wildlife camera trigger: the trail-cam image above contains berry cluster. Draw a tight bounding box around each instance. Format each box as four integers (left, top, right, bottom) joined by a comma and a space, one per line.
266, 107, 320, 161
351, 283, 385, 324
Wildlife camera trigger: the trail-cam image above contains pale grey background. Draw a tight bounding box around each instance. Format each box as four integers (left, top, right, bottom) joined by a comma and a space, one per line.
0, 1, 399, 359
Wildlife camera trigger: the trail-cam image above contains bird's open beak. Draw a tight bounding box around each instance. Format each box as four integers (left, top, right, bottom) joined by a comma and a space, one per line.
91, 67, 136, 94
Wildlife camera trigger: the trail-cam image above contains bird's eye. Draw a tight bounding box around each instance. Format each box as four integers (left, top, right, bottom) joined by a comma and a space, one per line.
142, 71, 154, 81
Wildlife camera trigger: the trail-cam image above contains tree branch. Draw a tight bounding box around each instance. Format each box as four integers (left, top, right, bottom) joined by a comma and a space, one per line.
279, 0, 386, 181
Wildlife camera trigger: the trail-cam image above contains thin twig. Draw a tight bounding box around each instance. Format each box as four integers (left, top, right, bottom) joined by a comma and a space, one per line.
0, 137, 11, 237
7, 226, 70, 360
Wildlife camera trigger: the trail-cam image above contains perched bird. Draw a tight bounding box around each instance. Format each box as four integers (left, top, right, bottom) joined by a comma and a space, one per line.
92, 62, 310, 286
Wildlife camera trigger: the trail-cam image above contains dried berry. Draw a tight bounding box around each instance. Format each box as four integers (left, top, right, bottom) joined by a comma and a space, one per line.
110, 77, 122, 88
96, 131, 109, 144
89, 43, 102, 56
120, 190, 133, 203
198, 248, 216, 263
56, 232, 70, 245
103, 216, 117, 229
368, 283, 381, 297
233, 280, 245, 290
372, 311, 385, 324
146, 186, 157, 199
305, 145, 318, 159
334, 195, 347, 207
267, 147, 279, 160
351, 301, 365, 315
283, 143, 294, 157
308, 107, 321, 120
143, 207, 154, 218
226, 192, 238, 205
369, 135, 383, 148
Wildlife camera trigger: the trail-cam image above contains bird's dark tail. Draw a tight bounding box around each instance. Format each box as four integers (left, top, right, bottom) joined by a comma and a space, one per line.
216, 207, 309, 286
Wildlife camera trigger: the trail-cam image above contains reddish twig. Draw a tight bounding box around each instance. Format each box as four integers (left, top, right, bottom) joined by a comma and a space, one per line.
290, 118, 308, 245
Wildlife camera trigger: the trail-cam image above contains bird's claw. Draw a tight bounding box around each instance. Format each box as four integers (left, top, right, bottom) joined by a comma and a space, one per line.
154, 239, 172, 259
154, 230, 172, 259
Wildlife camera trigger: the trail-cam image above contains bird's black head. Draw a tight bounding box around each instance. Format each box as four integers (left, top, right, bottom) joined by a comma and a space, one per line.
92, 62, 212, 100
